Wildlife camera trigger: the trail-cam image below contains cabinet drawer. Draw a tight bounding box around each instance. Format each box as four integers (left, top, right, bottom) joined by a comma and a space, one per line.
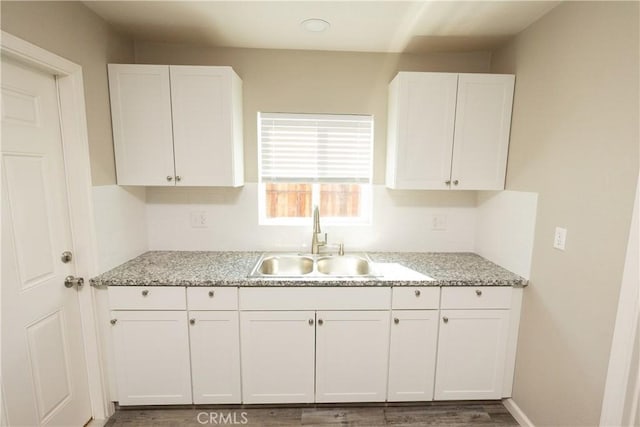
440, 287, 512, 310
239, 287, 391, 310
108, 286, 186, 310
187, 287, 238, 310
392, 287, 440, 309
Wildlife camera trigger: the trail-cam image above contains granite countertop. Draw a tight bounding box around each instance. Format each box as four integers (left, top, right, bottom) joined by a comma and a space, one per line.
90, 251, 527, 287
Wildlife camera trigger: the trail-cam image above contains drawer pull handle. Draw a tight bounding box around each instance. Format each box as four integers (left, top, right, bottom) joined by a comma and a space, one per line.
309, 318, 314, 326
141, 289, 149, 297
208, 290, 215, 298
394, 318, 400, 324
110, 319, 117, 325
190, 318, 196, 325
475, 289, 482, 296
318, 319, 324, 326
443, 316, 449, 323
415, 289, 421, 297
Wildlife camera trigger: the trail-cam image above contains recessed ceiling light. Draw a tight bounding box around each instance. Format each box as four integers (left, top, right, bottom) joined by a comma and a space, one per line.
301, 18, 331, 33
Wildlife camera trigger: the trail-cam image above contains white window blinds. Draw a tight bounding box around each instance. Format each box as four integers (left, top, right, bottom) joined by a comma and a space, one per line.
259, 112, 373, 183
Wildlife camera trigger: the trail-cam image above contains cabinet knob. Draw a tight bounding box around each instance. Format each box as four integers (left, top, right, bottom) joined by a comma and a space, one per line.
175, 175, 182, 182
394, 318, 400, 324
318, 319, 324, 326
415, 289, 421, 297
110, 319, 117, 325
475, 289, 482, 296
309, 318, 314, 326
443, 316, 449, 323
166, 175, 173, 182
141, 289, 149, 297
208, 290, 215, 298
190, 318, 196, 325
445, 180, 451, 185
453, 180, 459, 186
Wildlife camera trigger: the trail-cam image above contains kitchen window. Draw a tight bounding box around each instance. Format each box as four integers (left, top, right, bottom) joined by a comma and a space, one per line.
258, 112, 373, 225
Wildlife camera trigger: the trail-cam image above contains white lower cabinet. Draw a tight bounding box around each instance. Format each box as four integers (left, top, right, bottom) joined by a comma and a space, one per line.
434, 309, 510, 400
189, 311, 241, 403
240, 311, 316, 403
110, 310, 193, 405
315, 311, 390, 402
387, 310, 439, 401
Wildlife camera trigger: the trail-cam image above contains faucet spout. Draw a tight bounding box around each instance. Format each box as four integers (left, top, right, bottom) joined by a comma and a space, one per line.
311, 206, 326, 254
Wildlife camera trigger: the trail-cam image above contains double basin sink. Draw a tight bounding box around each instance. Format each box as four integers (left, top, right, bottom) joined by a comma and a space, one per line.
248, 253, 379, 279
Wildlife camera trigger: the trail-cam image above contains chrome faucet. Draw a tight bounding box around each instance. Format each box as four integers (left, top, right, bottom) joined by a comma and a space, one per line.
311, 206, 327, 254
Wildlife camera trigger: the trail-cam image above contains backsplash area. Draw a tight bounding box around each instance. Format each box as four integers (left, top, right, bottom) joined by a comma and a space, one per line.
92, 184, 537, 278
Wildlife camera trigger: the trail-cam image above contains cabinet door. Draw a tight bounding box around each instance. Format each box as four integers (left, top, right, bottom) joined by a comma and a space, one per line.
450, 74, 515, 190
386, 72, 458, 189
240, 311, 315, 403
110, 310, 192, 405
189, 311, 241, 404
434, 309, 510, 400
388, 310, 439, 401
170, 66, 243, 187
107, 64, 175, 186
315, 310, 390, 402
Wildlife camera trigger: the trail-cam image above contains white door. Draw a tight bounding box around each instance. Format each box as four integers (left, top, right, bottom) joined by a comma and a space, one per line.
386, 72, 458, 189
1, 57, 92, 426
110, 310, 192, 405
107, 64, 175, 186
315, 310, 389, 403
240, 311, 315, 404
450, 74, 515, 190
434, 309, 510, 400
387, 310, 439, 401
170, 66, 240, 187
189, 310, 241, 404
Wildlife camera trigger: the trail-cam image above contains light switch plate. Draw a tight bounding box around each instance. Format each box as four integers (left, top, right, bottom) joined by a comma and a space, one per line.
190, 211, 209, 228
553, 227, 567, 250
432, 215, 447, 231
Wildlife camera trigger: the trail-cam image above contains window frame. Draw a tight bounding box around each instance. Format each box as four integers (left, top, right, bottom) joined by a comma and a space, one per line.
257, 112, 374, 226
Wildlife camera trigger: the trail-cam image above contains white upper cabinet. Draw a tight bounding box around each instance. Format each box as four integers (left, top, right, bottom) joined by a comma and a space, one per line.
386, 72, 515, 190
451, 74, 515, 190
108, 65, 175, 186
386, 72, 458, 190
108, 64, 244, 187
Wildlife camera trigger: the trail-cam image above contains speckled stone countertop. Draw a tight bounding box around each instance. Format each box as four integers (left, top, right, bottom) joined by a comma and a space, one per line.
90, 251, 526, 287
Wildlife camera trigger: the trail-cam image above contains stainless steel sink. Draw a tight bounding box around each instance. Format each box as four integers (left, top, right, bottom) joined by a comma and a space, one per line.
257, 255, 314, 275
316, 255, 372, 276
248, 253, 379, 279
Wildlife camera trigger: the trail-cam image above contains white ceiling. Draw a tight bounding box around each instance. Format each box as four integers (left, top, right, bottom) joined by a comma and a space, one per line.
83, 1, 560, 53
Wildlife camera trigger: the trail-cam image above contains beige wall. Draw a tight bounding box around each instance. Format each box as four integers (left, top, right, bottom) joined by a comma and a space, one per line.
491, 2, 639, 425
1, 1, 134, 185
134, 42, 491, 183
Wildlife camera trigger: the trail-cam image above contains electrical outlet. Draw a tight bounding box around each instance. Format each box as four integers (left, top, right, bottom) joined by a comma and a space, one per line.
190, 211, 209, 229
553, 227, 567, 250
432, 215, 447, 231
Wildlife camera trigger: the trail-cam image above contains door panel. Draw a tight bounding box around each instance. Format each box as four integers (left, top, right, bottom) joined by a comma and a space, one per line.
240, 311, 315, 403
189, 311, 241, 404
451, 74, 515, 190
1, 57, 91, 427
108, 64, 175, 185
111, 310, 192, 405
315, 310, 389, 402
388, 310, 439, 401
434, 309, 510, 400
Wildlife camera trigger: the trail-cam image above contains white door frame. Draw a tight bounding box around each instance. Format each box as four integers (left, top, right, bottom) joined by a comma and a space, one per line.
1, 31, 110, 421
600, 172, 640, 426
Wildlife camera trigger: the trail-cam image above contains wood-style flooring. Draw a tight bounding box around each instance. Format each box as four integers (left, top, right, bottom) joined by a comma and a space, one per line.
105, 401, 519, 426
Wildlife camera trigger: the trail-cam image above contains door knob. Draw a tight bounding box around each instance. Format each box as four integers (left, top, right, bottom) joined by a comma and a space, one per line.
208, 290, 215, 297
64, 276, 84, 289
61, 251, 73, 263
309, 318, 314, 325
452, 180, 459, 186
394, 318, 400, 324
166, 175, 174, 182
190, 318, 196, 325
175, 176, 182, 182
318, 319, 324, 326
443, 316, 449, 323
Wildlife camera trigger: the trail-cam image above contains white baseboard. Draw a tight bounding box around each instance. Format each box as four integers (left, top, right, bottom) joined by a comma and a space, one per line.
503, 398, 535, 427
